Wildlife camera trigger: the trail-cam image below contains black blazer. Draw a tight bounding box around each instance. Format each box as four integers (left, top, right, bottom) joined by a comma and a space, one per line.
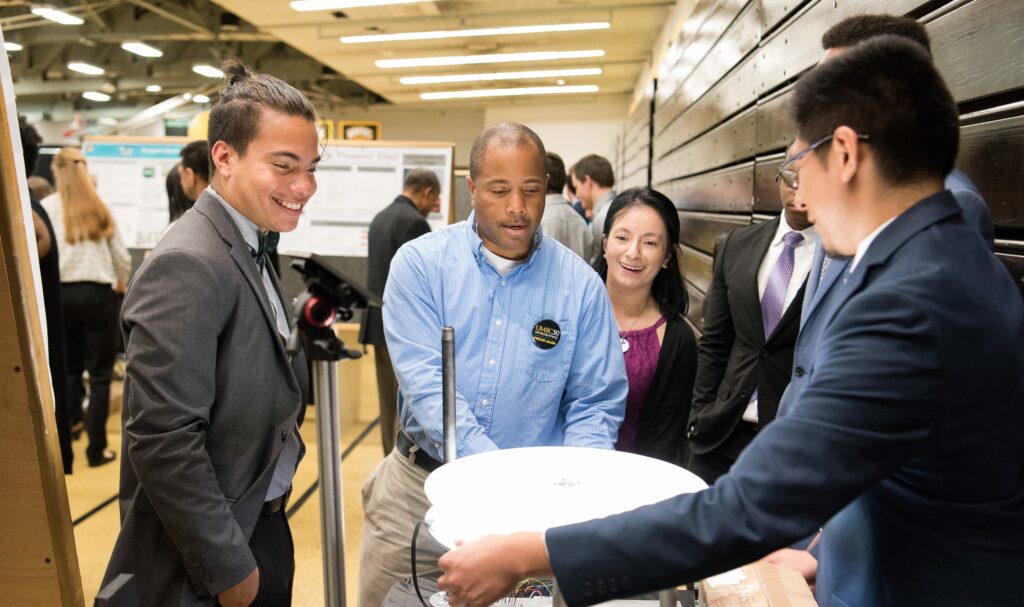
686, 217, 805, 454
632, 313, 697, 465
359, 195, 430, 346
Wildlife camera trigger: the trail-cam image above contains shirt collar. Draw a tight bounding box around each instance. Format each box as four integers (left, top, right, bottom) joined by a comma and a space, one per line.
850, 216, 897, 272
466, 210, 545, 269
207, 186, 260, 252
772, 212, 817, 247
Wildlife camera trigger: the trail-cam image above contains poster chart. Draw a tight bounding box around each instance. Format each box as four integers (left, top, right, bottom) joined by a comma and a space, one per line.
83, 136, 189, 248
278, 140, 454, 257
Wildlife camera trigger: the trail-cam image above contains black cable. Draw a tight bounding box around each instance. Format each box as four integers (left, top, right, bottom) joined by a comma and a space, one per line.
412, 520, 434, 607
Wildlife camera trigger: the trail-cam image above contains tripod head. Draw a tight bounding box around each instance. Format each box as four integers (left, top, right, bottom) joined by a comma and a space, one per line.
287, 253, 380, 361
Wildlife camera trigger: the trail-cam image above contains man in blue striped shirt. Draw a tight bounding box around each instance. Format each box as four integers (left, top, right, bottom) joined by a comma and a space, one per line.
358, 122, 628, 606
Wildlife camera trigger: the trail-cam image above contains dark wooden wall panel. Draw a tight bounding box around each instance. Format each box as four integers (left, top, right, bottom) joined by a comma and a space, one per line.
753, 154, 785, 213
928, 0, 1024, 104
662, 162, 754, 213
680, 245, 714, 295
958, 113, 1024, 234
680, 211, 751, 254
685, 280, 707, 332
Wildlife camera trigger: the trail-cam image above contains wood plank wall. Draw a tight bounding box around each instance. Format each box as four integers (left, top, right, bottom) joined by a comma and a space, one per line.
614, 0, 1024, 333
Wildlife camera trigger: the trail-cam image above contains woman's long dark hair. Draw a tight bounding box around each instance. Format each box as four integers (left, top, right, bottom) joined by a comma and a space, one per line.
593, 187, 689, 318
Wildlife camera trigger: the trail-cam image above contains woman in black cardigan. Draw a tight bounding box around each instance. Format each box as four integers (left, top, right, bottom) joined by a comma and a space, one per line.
594, 187, 697, 466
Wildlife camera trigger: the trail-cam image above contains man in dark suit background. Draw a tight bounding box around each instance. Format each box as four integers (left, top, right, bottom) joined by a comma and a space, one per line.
360, 168, 439, 455
685, 143, 817, 484
436, 36, 1024, 607
101, 60, 319, 607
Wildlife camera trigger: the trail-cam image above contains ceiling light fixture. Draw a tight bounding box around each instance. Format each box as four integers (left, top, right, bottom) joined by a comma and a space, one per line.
68, 61, 105, 75
421, 84, 599, 100
121, 41, 163, 58
377, 49, 605, 69
5, 42, 24, 52
192, 64, 225, 78
82, 91, 111, 102
291, 0, 431, 11
400, 67, 602, 85
193, 94, 211, 103
342, 21, 610, 44
145, 84, 163, 92
31, 6, 84, 25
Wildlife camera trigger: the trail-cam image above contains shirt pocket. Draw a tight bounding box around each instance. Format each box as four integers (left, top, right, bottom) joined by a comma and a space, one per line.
515, 310, 572, 383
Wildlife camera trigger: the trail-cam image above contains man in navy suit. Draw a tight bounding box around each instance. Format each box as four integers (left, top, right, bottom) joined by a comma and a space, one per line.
435, 36, 1024, 607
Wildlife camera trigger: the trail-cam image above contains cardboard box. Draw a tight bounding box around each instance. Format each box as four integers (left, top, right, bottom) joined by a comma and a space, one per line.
701, 561, 817, 607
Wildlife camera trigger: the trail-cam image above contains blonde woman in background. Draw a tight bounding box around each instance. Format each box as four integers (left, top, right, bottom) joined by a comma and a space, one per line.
41, 147, 131, 467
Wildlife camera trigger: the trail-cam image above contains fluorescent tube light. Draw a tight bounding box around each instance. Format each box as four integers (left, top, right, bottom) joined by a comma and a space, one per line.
291, 0, 431, 11
121, 41, 163, 58
82, 91, 111, 102
377, 49, 604, 69
145, 84, 163, 92
400, 67, 602, 85
421, 84, 599, 100
343, 22, 610, 44
31, 7, 84, 25
68, 62, 105, 75
192, 64, 225, 78
193, 94, 211, 103
5, 42, 24, 52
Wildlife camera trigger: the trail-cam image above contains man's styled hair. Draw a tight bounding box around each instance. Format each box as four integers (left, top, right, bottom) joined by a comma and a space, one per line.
793, 35, 958, 185
822, 14, 931, 55
572, 154, 615, 189
18, 115, 42, 176
545, 152, 566, 194
179, 140, 211, 182
207, 58, 317, 160
469, 122, 546, 180
404, 168, 440, 194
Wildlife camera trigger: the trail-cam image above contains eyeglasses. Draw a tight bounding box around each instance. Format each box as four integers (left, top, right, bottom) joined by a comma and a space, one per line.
776, 132, 871, 190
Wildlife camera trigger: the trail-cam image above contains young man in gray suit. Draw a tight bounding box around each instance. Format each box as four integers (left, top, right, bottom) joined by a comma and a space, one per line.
360, 168, 439, 455
100, 60, 320, 607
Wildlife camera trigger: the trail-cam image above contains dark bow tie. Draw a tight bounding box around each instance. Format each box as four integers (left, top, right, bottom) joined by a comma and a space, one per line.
252, 231, 279, 272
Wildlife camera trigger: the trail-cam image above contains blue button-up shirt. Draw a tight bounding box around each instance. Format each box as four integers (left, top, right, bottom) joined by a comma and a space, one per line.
383, 212, 628, 462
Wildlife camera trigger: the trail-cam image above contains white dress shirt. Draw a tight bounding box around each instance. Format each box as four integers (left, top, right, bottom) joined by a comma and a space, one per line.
743, 215, 818, 423
850, 217, 897, 272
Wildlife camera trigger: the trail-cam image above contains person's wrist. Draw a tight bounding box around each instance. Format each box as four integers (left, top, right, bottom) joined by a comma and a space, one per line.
511, 532, 550, 579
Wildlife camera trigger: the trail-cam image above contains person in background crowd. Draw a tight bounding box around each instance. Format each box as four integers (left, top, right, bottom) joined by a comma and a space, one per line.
684, 143, 817, 485
540, 152, 590, 259
41, 147, 131, 468
572, 154, 616, 264
28, 175, 54, 201
564, 163, 587, 221
178, 139, 211, 203
361, 168, 439, 456
595, 187, 696, 465
19, 117, 73, 473
164, 164, 190, 226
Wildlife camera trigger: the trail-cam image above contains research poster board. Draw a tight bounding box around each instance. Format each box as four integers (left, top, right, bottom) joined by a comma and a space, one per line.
278, 139, 455, 257
82, 136, 188, 248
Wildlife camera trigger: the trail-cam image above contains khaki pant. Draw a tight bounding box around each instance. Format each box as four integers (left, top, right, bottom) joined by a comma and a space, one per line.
373, 343, 399, 456
358, 449, 447, 607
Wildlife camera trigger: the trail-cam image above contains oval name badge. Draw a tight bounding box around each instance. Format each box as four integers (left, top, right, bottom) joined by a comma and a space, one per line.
532, 319, 561, 350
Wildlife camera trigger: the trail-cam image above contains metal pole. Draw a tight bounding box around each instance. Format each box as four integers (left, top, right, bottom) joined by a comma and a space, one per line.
314, 360, 346, 607
441, 326, 457, 464
659, 588, 678, 606
552, 584, 568, 607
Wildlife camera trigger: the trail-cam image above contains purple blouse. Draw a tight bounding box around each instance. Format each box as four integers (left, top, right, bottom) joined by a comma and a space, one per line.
615, 316, 667, 452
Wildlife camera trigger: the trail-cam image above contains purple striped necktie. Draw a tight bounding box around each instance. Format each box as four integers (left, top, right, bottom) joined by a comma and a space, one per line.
761, 231, 804, 338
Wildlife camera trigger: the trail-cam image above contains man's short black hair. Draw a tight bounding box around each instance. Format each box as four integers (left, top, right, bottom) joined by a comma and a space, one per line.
208, 58, 317, 161
179, 140, 211, 182
793, 35, 958, 185
545, 152, 566, 194
18, 115, 42, 176
469, 122, 546, 180
822, 14, 931, 55
572, 154, 615, 189
403, 168, 440, 194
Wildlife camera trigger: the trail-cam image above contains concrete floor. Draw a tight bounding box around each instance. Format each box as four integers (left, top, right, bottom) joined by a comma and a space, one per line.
65, 340, 386, 606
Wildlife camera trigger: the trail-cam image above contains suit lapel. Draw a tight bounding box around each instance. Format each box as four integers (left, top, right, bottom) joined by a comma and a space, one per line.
743, 217, 780, 338
195, 194, 295, 368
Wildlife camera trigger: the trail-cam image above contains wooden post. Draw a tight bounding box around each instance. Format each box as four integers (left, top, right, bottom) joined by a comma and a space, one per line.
0, 29, 84, 607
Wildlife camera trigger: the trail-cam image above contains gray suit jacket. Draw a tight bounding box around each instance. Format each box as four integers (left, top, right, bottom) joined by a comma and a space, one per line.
100, 192, 308, 606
